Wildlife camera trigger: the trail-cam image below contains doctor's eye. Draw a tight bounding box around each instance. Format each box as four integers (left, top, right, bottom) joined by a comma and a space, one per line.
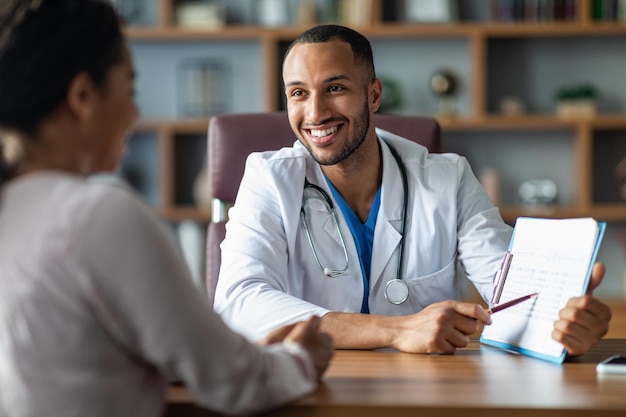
288, 88, 306, 98
328, 85, 346, 93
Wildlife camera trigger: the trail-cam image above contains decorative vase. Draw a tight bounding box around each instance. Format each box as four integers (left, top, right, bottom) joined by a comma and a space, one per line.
177, 220, 206, 290
556, 99, 597, 119
192, 161, 212, 213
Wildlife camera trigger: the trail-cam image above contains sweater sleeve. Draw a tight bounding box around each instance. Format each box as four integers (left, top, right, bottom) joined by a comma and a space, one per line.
76, 185, 317, 415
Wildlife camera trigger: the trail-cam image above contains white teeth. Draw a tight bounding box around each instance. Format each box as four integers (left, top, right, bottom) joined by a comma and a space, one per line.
310, 126, 338, 137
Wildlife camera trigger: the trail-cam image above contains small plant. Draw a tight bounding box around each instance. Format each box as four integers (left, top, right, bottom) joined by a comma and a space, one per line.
555, 83, 598, 102
554, 83, 598, 118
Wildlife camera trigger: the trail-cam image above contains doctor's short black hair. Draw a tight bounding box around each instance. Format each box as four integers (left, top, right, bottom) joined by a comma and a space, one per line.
283, 24, 377, 83
0, 0, 124, 135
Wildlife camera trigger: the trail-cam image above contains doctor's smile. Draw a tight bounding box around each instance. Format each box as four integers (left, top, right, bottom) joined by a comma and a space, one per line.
306, 124, 340, 145
303, 121, 346, 149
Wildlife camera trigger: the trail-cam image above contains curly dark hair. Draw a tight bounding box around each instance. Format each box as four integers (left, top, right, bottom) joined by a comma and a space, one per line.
0, 0, 124, 135
0, 0, 124, 183
283, 24, 376, 84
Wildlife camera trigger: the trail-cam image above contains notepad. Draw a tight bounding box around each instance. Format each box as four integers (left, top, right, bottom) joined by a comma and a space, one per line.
480, 217, 606, 363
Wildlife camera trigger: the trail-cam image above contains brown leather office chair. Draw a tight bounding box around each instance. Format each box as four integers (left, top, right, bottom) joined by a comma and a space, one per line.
205, 112, 441, 301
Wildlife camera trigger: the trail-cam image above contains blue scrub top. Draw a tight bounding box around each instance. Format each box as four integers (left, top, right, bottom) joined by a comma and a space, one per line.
326, 179, 381, 314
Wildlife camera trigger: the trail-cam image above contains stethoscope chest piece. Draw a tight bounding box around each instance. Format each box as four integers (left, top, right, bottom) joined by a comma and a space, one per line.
384, 278, 408, 305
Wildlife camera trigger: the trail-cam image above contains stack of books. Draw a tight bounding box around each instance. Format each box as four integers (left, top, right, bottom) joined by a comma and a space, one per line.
591, 0, 626, 22
490, 0, 578, 22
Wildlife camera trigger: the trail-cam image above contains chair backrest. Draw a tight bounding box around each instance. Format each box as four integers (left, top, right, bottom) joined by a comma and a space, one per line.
205, 112, 441, 300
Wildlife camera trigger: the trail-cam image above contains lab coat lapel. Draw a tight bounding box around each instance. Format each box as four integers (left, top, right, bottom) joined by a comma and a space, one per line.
369, 138, 404, 285
305, 156, 347, 248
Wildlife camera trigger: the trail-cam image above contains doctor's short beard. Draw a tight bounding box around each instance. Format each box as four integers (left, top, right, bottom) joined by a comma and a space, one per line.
301, 101, 370, 167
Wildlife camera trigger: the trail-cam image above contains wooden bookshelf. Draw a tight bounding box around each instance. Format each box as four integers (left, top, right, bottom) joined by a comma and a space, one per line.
124, 0, 626, 225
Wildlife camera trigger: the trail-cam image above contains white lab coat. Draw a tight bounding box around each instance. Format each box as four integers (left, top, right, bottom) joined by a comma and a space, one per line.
215, 129, 513, 340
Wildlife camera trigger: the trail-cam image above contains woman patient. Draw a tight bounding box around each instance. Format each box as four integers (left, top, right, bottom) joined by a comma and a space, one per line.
0, 1, 332, 416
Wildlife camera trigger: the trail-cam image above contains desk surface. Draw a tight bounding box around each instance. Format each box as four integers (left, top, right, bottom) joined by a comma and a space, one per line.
166, 339, 626, 417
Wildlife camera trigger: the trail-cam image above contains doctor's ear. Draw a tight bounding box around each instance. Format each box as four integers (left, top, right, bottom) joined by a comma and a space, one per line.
369, 78, 383, 113
65, 72, 97, 120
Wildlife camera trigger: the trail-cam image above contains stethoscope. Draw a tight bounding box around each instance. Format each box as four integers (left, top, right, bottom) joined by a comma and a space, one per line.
299, 142, 409, 305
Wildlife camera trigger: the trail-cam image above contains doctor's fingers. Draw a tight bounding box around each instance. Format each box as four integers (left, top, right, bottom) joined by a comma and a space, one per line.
552, 322, 601, 357
552, 302, 609, 356
557, 299, 611, 339
417, 328, 473, 354
398, 313, 477, 353
422, 300, 491, 326
561, 295, 612, 326
421, 307, 482, 337
451, 301, 492, 325
586, 262, 606, 294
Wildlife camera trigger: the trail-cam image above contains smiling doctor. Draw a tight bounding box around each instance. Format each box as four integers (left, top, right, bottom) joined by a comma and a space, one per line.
214, 24, 611, 355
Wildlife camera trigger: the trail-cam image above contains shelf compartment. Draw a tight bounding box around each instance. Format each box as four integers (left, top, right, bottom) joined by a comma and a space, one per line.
173, 133, 210, 211
593, 129, 626, 204
487, 35, 626, 116
443, 129, 577, 208
118, 131, 161, 206
129, 40, 262, 119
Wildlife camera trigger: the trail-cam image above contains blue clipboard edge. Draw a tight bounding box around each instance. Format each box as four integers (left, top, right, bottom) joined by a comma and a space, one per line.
478, 336, 567, 363
479, 219, 607, 364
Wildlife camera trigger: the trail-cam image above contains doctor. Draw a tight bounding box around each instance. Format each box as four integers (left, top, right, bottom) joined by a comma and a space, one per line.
214, 24, 611, 355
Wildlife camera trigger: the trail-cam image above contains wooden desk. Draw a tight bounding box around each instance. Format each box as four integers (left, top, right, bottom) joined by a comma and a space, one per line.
165, 339, 626, 417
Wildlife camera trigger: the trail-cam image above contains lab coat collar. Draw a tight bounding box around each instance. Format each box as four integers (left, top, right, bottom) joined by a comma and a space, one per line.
294, 133, 410, 282
295, 140, 353, 249
293, 132, 406, 282
291, 131, 405, 224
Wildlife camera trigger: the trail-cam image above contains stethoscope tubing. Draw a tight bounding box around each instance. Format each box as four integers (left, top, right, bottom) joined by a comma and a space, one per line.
300, 140, 409, 303
300, 179, 350, 278
386, 143, 408, 283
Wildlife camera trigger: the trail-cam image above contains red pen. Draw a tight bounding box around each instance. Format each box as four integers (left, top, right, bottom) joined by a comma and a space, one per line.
488, 293, 538, 314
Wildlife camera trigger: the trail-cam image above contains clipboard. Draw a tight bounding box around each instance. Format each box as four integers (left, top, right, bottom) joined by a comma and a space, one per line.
480, 217, 606, 363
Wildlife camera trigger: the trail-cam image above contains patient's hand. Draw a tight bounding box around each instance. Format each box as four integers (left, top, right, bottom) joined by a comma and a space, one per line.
259, 316, 334, 379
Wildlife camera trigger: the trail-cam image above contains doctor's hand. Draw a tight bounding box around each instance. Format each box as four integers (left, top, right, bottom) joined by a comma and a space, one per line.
259, 316, 334, 380
392, 300, 492, 354
553, 262, 612, 356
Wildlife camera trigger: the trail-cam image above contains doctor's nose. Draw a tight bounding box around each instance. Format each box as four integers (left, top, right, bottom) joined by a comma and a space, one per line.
305, 93, 332, 124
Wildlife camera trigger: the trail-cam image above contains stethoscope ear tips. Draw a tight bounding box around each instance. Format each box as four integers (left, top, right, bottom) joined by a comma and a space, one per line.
323, 268, 333, 277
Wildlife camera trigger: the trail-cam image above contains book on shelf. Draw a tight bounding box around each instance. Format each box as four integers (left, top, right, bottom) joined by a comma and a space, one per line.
380, 0, 458, 23
339, 0, 374, 27
593, 0, 626, 21
490, 0, 577, 22
403, 0, 458, 23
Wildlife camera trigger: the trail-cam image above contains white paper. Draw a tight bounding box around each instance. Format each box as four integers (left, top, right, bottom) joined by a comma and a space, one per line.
481, 217, 601, 360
